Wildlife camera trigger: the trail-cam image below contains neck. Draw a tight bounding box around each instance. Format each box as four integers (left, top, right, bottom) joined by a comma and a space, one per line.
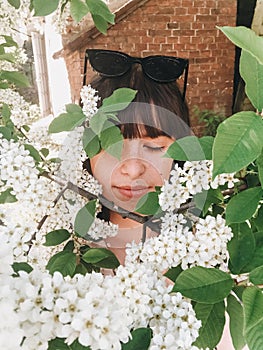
110, 211, 142, 229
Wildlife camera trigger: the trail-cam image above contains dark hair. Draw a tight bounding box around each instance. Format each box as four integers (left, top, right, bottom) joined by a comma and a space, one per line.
89, 65, 191, 140
84, 65, 190, 221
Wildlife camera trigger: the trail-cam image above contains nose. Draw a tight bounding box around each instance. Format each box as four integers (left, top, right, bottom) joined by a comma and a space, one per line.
120, 158, 146, 179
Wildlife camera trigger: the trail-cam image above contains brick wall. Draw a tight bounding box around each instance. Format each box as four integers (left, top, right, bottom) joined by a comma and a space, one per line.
63, 0, 237, 131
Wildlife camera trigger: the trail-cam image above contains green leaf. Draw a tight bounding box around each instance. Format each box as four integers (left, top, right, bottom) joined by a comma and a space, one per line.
1, 35, 18, 48
74, 200, 97, 238
0, 53, 16, 63
99, 88, 137, 113
63, 240, 75, 252
243, 286, 263, 350
227, 294, 246, 350
0, 126, 12, 140
193, 301, 225, 349
257, 149, 263, 189
0, 188, 17, 203
89, 111, 108, 135
100, 122, 123, 159
212, 111, 263, 178
226, 187, 263, 225
164, 265, 183, 282
44, 229, 71, 246
135, 191, 161, 215
82, 127, 101, 158
82, 248, 120, 269
46, 251, 77, 277
252, 205, 263, 231
12, 262, 33, 275
70, 339, 91, 349
40, 148, 49, 158
194, 188, 223, 215
33, 0, 60, 16
48, 338, 70, 350
240, 50, 263, 111
48, 109, 86, 133
242, 244, 263, 273
233, 285, 245, 301
0, 83, 9, 89
66, 104, 83, 114
86, 0, 115, 26
1, 70, 30, 87
70, 0, 89, 22
249, 265, 263, 285
121, 328, 152, 350
7, 0, 20, 9
172, 266, 234, 303
165, 136, 214, 161
1, 102, 11, 120
49, 157, 62, 164
91, 14, 108, 35
24, 144, 42, 163
74, 263, 88, 276
228, 223, 256, 274
218, 26, 263, 65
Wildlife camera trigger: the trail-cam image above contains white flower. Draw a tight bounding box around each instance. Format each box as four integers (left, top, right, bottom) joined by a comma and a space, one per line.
85, 217, 118, 241
80, 84, 100, 121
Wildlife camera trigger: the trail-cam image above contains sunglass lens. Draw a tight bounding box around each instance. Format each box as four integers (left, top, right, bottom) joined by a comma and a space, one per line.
88, 51, 130, 77
143, 57, 187, 82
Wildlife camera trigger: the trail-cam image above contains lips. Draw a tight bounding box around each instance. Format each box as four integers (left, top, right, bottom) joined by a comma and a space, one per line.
114, 185, 151, 198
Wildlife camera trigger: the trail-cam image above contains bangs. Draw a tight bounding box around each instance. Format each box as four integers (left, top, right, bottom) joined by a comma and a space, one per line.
120, 123, 167, 139
116, 102, 189, 140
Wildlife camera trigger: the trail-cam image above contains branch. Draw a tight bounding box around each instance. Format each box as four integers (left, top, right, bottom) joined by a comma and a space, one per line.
41, 171, 151, 224
36, 172, 248, 240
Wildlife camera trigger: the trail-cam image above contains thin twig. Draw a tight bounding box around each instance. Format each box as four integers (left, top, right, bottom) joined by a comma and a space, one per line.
41, 171, 150, 224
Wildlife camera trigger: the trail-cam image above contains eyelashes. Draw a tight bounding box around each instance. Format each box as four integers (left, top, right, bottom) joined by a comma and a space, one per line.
143, 145, 165, 152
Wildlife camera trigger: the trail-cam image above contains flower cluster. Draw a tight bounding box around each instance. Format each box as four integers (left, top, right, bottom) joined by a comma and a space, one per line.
159, 160, 238, 212
0, 88, 41, 128
0, 46, 28, 71
79, 169, 102, 197
116, 262, 201, 350
0, 0, 31, 37
9, 269, 131, 350
57, 126, 86, 183
126, 213, 233, 272
80, 84, 100, 121
85, 217, 118, 241
2, 262, 201, 350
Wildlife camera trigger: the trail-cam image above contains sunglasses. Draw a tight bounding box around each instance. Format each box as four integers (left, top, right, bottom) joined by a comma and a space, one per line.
83, 49, 189, 100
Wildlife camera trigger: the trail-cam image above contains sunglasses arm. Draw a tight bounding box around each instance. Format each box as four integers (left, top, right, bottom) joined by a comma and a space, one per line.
83, 54, 89, 86
182, 62, 189, 102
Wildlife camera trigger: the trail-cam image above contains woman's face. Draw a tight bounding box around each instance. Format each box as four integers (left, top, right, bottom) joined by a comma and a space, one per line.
90, 135, 174, 212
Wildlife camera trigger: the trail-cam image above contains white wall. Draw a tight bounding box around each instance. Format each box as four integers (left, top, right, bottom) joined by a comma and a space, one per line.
43, 16, 72, 117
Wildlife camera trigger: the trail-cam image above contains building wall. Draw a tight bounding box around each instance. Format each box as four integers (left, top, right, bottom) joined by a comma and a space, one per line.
64, 0, 237, 131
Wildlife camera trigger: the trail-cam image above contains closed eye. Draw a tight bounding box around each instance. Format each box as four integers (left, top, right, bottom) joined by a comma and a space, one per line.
143, 145, 165, 152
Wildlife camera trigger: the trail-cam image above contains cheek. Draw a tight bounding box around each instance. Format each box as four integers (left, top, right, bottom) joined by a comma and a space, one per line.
90, 154, 118, 187
143, 158, 173, 187
157, 158, 174, 180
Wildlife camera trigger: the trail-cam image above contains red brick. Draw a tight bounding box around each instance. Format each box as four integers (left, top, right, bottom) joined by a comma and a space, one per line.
167, 22, 179, 29
175, 7, 188, 15
161, 43, 174, 51
158, 7, 175, 14
193, 0, 206, 6
198, 7, 211, 15
196, 15, 218, 22
153, 36, 167, 44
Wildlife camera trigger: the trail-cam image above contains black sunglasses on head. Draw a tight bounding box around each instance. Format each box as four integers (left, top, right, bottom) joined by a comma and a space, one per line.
83, 49, 189, 100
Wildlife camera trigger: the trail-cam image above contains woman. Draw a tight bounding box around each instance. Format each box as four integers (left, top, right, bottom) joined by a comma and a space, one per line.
84, 49, 191, 264
83, 49, 247, 350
